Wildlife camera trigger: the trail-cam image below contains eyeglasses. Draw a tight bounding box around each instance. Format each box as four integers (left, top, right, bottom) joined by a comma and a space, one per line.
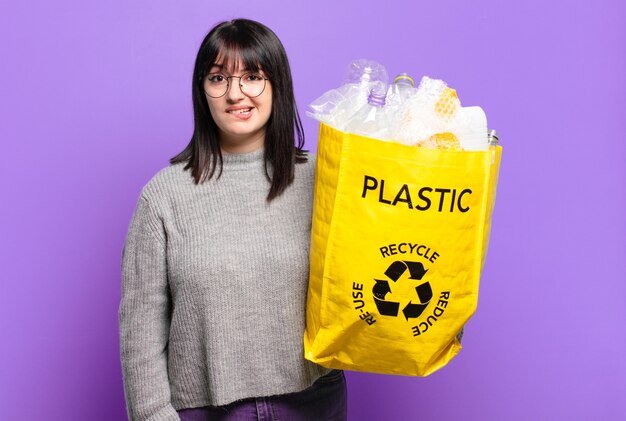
203, 72, 269, 98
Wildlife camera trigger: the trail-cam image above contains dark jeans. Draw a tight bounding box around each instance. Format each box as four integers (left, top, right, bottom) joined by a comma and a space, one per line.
177, 369, 347, 421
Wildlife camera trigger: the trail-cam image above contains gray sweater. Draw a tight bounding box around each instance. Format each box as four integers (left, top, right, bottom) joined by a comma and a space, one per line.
119, 148, 331, 421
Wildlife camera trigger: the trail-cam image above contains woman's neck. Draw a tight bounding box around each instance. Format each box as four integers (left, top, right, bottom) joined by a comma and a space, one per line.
219, 130, 265, 154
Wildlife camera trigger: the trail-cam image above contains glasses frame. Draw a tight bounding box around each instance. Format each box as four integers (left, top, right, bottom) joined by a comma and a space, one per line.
202, 72, 270, 99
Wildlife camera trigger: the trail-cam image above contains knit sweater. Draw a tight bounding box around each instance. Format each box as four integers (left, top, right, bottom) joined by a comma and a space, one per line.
119, 148, 331, 421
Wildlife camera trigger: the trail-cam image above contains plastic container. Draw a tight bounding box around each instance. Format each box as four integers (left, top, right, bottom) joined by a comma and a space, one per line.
307, 59, 388, 131
391, 73, 415, 98
453, 106, 489, 150
345, 91, 391, 139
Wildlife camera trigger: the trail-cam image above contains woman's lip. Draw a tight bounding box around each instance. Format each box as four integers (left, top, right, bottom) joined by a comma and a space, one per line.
226, 106, 254, 112
227, 107, 254, 120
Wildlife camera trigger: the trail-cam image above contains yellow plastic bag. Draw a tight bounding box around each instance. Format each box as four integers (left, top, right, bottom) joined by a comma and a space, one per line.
304, 123, 502, 376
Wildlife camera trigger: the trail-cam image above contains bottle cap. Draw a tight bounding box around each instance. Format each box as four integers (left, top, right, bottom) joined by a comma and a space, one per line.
393, 74, 415, 87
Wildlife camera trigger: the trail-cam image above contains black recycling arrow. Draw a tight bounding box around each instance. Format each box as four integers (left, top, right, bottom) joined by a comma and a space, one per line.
385, 261, 428, 282
415, 282, 433, 303
402, 283, 433, 320
403, 301, 429, 320
384, 261, 407, 282
405, 261, 428, 281
373, 279, 399, 316
374, 297, 400, 317
373, 279, 391, 299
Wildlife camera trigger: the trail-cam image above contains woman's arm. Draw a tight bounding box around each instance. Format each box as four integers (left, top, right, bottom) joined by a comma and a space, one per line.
119, 193, 180, 421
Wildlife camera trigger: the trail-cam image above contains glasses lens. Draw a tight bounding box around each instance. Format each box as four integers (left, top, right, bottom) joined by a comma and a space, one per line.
240, 73, 266, 98
204, 74, 228, 98
204, 73, 267, 98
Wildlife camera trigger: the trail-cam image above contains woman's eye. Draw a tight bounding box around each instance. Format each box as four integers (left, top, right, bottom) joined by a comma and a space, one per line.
208, 74, 225, 83
245, 73, 263, 82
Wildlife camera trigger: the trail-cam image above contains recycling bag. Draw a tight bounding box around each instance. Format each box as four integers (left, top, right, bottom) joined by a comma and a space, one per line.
304, 123, 502, 376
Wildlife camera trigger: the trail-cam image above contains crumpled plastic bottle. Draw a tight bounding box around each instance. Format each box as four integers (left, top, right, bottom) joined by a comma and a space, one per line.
344, 90, 391, 139
307, 59, 388, 131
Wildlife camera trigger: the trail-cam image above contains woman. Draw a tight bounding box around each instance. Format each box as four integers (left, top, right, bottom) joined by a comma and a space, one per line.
119, 19, 347, 421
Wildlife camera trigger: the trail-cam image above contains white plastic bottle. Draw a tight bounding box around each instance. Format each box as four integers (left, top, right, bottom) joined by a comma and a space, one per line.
453, 106, 489, 150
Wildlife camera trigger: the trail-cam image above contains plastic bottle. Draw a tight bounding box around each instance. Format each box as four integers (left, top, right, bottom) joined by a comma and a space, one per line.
386, 73, 418, 143
331, 60, 388, 130
344, 90, 391, 139
307, 59, 388, 131
391, 73, 415, 98
488, 129, 499, 163
453, 106, 489, 150
488, 129, 499, 146
342, 59, 389, 95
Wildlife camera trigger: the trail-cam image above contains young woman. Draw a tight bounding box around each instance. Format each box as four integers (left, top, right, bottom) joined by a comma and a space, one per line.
119, 19, 347, 421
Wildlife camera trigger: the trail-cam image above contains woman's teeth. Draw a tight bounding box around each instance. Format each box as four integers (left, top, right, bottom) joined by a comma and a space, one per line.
229, 108, 252, 114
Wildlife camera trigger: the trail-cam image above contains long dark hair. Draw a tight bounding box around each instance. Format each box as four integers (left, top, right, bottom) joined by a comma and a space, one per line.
170, 18, 307, 201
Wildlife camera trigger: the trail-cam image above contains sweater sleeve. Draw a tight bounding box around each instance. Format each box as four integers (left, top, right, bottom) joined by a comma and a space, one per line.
119, 192, 180, 421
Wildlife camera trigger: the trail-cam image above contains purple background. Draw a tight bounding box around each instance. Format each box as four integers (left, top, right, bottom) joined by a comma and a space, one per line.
1, 1, 624, 420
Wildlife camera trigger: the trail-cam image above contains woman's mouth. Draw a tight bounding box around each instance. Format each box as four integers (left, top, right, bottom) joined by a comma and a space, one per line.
227, 108, 252, 115
226, 107, 254, 120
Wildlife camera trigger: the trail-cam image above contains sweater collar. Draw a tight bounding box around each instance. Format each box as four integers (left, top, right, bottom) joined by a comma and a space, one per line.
221, 147, 265, 167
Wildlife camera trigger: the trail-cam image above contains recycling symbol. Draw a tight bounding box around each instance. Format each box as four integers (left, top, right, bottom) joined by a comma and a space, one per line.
373, 261, 433, 320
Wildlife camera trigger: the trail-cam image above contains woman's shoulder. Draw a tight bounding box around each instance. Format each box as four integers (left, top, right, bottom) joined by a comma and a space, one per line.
139, 161, 191, 203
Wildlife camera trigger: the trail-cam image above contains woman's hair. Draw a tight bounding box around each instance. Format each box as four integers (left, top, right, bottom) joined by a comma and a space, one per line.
170, 18, 307, 201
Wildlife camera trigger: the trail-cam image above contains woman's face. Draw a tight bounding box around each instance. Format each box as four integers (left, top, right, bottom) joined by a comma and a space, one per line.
204, 59, 273, 153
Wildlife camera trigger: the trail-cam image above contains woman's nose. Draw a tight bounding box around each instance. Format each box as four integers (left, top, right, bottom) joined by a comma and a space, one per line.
226, 77, 245, 101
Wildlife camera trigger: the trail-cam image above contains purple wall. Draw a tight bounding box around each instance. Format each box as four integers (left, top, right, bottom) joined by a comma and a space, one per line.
1, 1, 624, 420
